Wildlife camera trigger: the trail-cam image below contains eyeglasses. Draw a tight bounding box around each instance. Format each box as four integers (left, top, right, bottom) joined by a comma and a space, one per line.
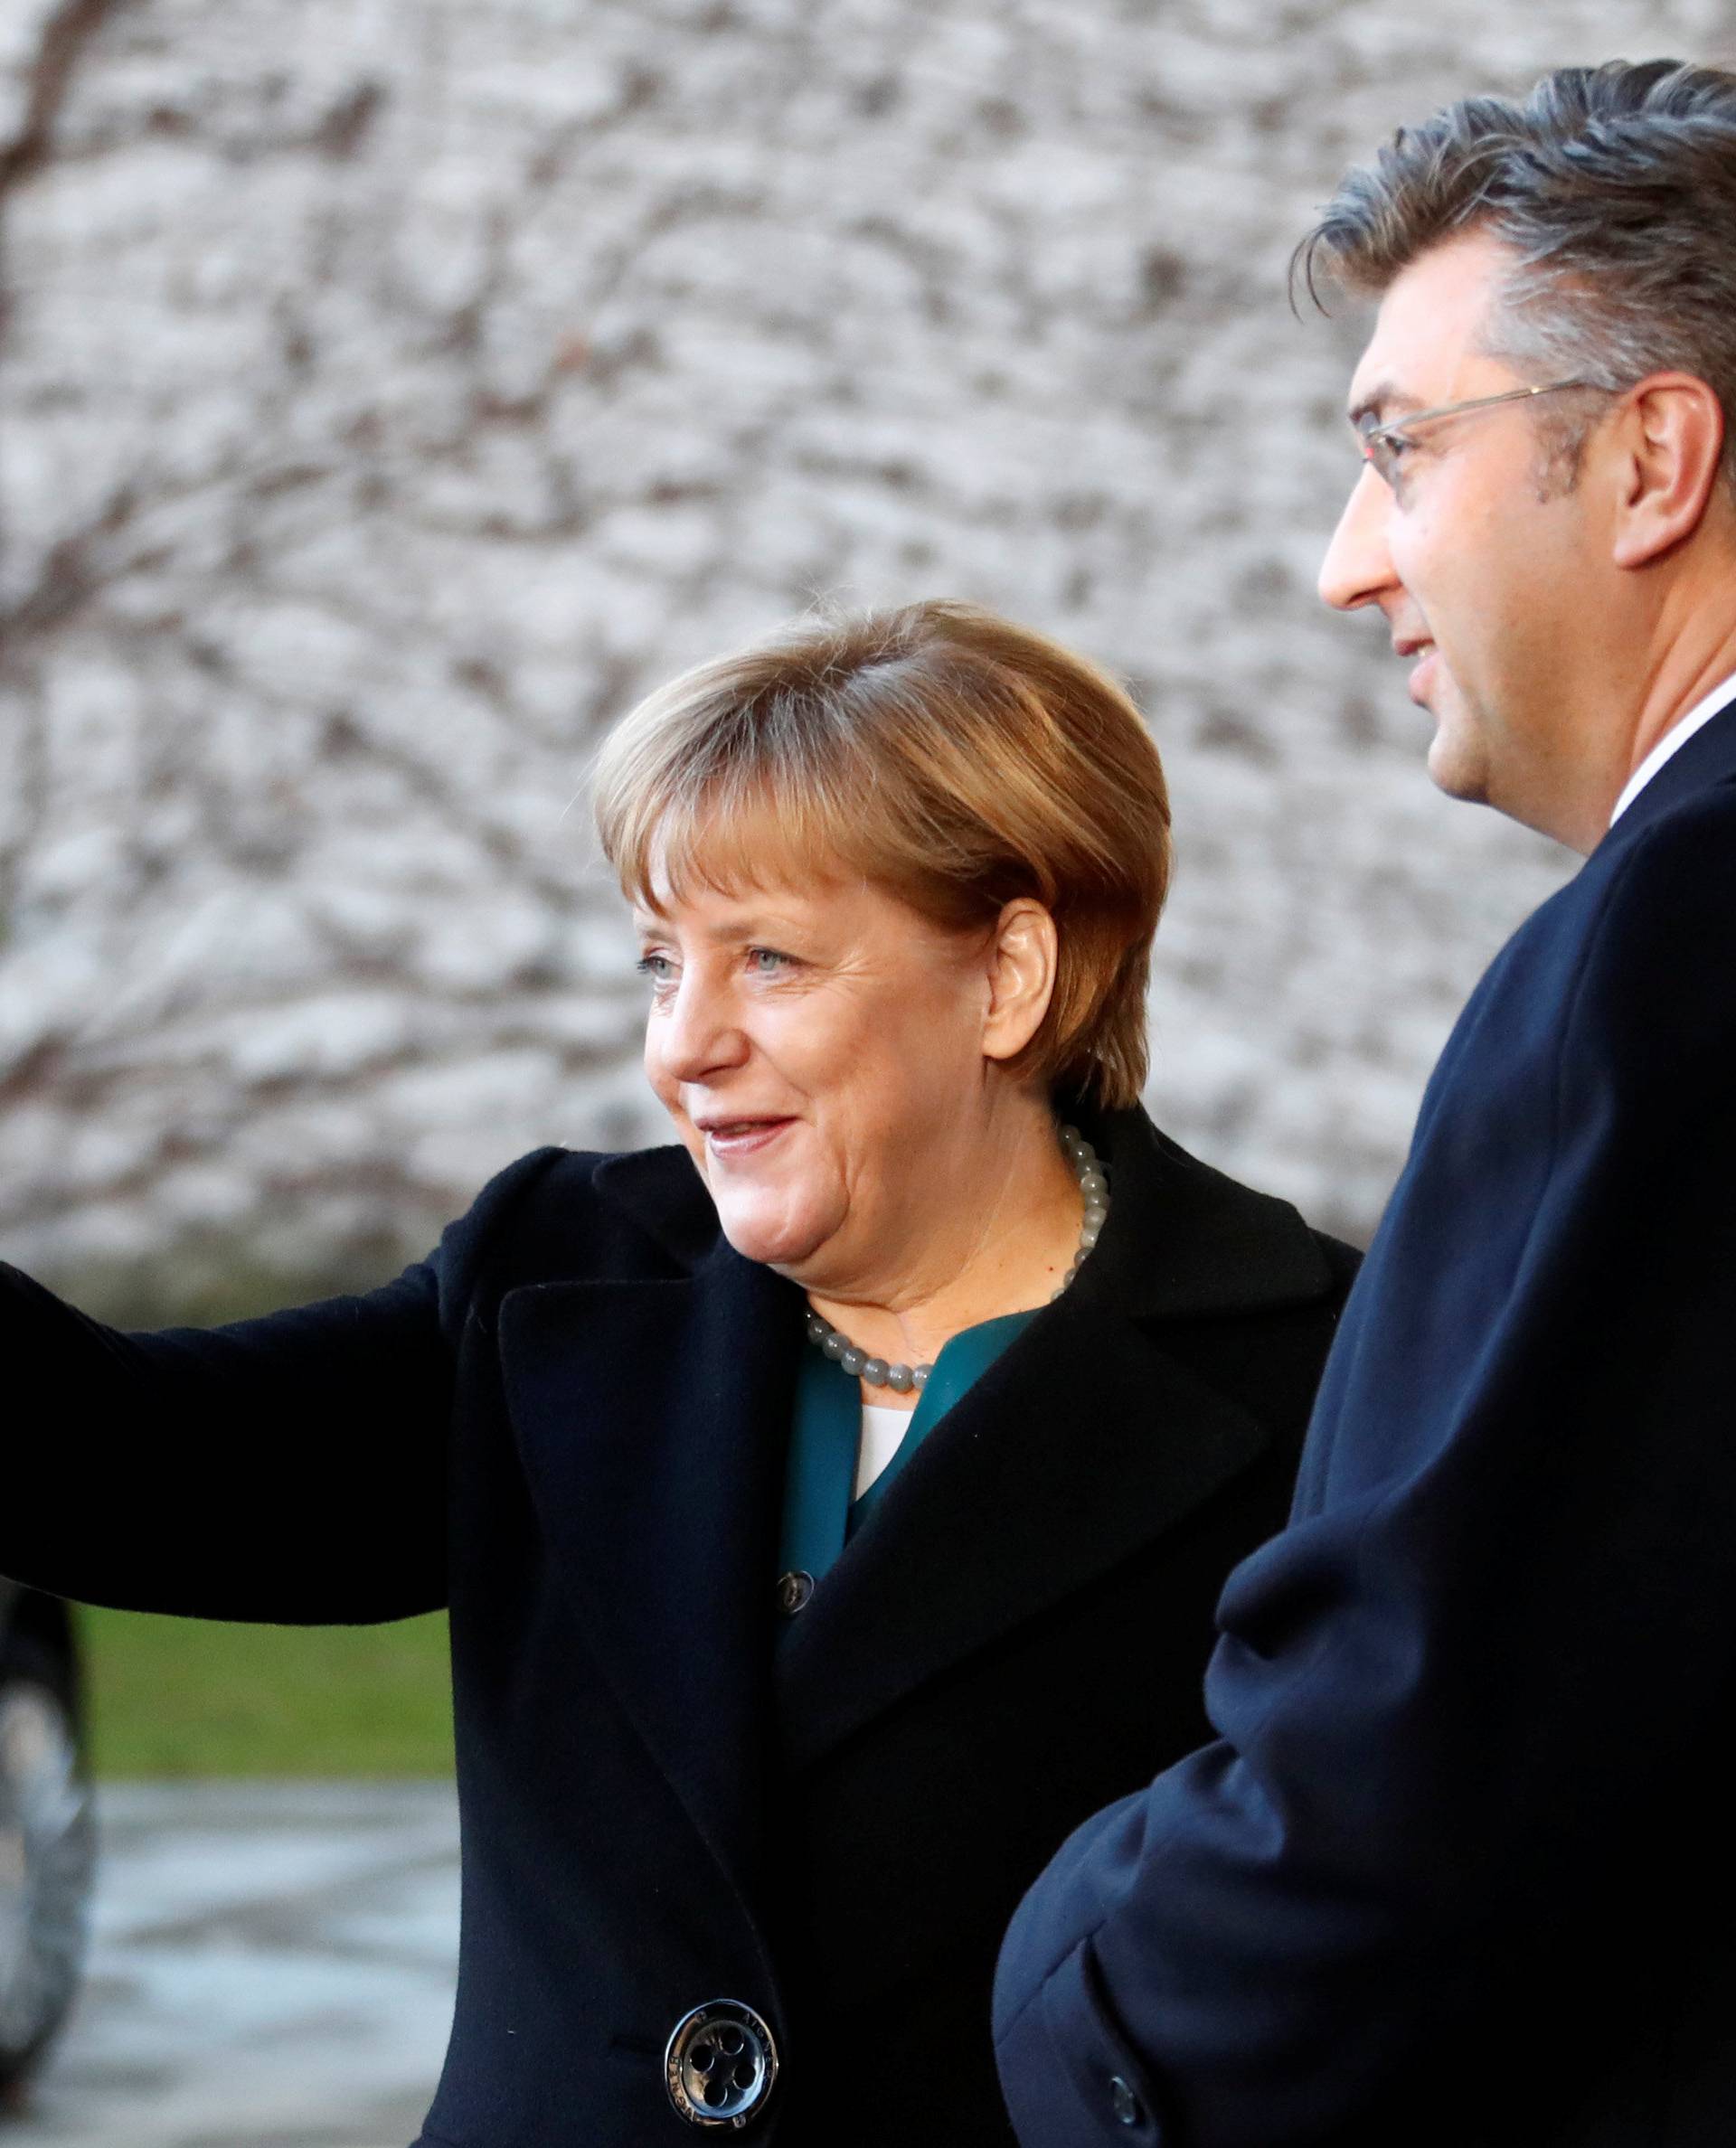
1356, 378, 1598, 488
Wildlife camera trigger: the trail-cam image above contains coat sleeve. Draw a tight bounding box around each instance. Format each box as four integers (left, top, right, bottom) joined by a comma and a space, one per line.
993, 796, 1736, 2146
0, 1145, 566, 1625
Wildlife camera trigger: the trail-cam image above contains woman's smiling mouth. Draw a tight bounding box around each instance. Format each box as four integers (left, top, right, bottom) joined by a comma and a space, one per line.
697, 1116, 797, 1156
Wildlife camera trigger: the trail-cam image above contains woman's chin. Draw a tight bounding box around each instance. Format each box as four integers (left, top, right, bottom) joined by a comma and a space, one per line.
711, 1192, 835, 1272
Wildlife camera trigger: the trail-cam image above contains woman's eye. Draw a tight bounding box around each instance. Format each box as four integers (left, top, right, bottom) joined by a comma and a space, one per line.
636, 953, 675, 984
748, 947, 792, 976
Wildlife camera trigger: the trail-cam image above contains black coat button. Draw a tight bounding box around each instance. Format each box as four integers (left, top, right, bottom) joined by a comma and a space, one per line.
1110, 2074, 1143, 2127
776, 1570, 814, 1616
665, 1999, 779, 2127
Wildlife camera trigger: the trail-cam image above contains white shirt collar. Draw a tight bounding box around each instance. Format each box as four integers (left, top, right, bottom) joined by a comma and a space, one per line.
1609, 671, 1736, 826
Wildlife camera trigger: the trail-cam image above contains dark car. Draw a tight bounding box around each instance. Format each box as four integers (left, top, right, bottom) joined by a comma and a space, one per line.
0, 1582, 94, 2101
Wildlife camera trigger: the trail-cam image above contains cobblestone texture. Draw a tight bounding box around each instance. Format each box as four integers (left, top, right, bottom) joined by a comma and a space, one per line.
3, 0, 1731, 1302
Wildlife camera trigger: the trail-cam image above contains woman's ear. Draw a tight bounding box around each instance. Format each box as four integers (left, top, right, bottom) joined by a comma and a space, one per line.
981, 900, 1059, 1063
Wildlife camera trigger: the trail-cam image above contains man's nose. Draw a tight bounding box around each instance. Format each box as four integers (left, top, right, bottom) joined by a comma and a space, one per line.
652, 973, 750, 1085
1317, 461, 1397, 613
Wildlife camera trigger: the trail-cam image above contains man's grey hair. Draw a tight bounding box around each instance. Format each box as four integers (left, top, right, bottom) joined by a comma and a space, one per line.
1296, 59, 1736, 493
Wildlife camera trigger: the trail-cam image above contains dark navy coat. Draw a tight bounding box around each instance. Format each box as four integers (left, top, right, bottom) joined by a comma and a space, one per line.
995, 707, 1736, 2148
1, 1104, 1354, 2146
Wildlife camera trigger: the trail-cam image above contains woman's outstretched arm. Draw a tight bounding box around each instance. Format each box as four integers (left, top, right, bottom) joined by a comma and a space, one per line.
0, 1145, 564, 1625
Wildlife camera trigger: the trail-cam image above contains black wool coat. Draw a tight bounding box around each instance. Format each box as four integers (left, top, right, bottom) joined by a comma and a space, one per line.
0, 1102, 1356, 2147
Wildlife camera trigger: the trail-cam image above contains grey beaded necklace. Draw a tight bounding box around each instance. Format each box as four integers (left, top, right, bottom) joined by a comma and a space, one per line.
802, 1123, 1110, 1395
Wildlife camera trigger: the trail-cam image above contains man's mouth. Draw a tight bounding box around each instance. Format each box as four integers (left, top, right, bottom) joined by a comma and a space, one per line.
1396, 637, 1438, 702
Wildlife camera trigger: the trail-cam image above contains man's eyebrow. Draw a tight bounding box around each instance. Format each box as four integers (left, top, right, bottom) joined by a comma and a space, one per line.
1346, 381, 1421, 430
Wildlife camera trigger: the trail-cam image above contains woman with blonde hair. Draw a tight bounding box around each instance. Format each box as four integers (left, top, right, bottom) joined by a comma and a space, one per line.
0, 598, 1354, 2146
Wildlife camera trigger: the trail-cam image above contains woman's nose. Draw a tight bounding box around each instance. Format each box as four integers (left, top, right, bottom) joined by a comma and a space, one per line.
652, 975, 750, 1085
1317, 461, 1398, 614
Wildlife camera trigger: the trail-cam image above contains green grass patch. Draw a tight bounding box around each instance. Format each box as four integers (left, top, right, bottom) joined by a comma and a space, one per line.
77, 1604, 455, 1778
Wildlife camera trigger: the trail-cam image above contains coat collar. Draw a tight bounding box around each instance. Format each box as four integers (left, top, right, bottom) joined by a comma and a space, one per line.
502, 1106, 1335, 1852
1066, 1100, 1332, 1321
1597, 692, 1736, 854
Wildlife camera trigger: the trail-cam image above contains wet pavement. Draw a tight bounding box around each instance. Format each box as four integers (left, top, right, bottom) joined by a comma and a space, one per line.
2, 1783, 459, 2148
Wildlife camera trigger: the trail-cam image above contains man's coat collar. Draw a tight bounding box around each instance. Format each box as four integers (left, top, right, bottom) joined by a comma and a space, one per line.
1599, 692, 1736, 853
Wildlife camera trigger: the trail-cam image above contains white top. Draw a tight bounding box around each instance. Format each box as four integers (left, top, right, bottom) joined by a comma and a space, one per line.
1609, 671, 1736, 826
855, 1401, 917, 1501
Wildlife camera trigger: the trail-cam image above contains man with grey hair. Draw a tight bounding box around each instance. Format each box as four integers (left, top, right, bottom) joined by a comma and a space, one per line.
994, 58, 1736, 2148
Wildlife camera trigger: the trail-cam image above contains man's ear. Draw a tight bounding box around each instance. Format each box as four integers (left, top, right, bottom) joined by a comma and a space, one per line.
1610, 372, 1727, 570
981, 900, 1059, 1064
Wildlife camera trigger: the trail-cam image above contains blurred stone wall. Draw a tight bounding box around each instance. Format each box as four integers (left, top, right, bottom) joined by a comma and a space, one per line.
2, 0, 1729, 1313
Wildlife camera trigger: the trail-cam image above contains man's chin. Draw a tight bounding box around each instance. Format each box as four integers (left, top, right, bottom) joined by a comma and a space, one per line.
1425, 715, 1491, 806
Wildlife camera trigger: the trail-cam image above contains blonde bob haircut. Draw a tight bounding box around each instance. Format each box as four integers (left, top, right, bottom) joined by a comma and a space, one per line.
591, 599, 1171, 1110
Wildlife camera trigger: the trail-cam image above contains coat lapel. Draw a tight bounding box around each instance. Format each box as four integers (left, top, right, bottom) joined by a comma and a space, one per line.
497, 1164, 805, 1918
774, 1293, 1271, 1769
776, 1107, 1337, 1770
